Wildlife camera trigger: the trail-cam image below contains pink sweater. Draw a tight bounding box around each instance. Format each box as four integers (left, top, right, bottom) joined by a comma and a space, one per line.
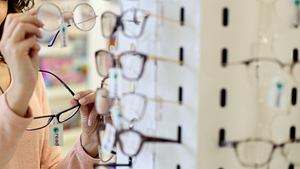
0, 74, 99, 169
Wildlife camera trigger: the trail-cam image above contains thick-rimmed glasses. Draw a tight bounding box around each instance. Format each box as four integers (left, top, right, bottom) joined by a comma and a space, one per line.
219, 129, 300, 168
95, 50, 183, 81
26, 70, 80, 131
93, 157, 132, 169
114, 126, 182, 157
101, 8, 179, 39
37, 2, 97, 47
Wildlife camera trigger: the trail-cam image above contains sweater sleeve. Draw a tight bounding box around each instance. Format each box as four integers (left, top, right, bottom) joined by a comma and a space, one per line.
0, 93, 33, 169
38, 74, 100, 169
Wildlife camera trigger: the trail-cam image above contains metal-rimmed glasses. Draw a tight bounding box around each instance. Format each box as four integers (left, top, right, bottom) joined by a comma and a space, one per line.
26, 69, 80, 131
95, 50, 183, 81
101, 8, 180, 39
37, 2, 97, 47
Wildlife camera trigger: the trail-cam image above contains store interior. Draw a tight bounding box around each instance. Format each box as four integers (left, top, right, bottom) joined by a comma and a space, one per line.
31, 0, 300, 168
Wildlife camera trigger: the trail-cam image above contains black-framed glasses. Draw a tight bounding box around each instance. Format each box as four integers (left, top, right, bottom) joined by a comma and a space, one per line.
37, 2, 97, 47
93, 157, 132, 169
218, 129, 300, 168
26, 69, 80, 131
95, 50, 183, 81
101, 8, 179, 39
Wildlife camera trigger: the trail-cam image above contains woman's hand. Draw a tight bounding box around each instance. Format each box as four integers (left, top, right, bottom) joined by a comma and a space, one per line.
71, 90, 111, 157
0, 11, 43, 116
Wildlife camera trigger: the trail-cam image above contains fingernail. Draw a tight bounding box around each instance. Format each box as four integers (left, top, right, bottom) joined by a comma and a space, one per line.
88, 119, 92, 127
74, 94, 80, 99
79, 98, 85, 104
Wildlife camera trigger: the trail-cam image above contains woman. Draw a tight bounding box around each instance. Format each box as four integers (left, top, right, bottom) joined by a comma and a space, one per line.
0, 0, 106, 168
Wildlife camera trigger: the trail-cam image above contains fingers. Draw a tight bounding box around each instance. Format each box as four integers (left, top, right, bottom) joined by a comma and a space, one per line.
11, 23, 42, 42
88, 108, 98, 127
74, 90, 94, 100
4, 14, 43, 40
78, 92, 95, 105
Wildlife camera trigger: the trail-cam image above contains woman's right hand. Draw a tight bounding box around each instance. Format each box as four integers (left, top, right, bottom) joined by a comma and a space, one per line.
0, 11, 43, 117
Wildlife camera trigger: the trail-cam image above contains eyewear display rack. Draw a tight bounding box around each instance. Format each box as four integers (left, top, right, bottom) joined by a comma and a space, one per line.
199, 0, 300, 169
89, 0, 300, 169
89, 0, 199, 169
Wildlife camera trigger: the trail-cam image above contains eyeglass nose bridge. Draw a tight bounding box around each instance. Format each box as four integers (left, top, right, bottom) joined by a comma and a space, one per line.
61, 11, 74, 24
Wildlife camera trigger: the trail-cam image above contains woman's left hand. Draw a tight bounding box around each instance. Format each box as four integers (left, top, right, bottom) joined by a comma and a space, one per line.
71, 90, 103, 157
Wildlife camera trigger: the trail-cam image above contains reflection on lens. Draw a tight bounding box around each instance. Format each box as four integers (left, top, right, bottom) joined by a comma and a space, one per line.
119, 53, 144, 80
101, 12, 117, 38
121, 93, 146, 122
236, 141, 273, 166
58, 106, 79, 123
122, 9, 147, 37
73, 3, 96, 31
27, 116, 53, 130
119, 130, 142, 156
283, 142, 300, 165
96, 51, 114, 77
37, 3, 62, 31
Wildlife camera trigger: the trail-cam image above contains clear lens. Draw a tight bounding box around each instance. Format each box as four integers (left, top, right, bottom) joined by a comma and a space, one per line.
27, 116, 53, 130
121, 93, 146, 122
96, 51, 114, 77
122, 9, 147, 37
292, 63, 300, 84
94, 166, 110, 169
101, 12, 117, 38
246, 60, 285, 87
96, 88, 111, 116
283, 142, 300, 165
119, 52, 145, 80
73, 3, 96, 31
58, 106, 79, 123
236, 140, 273, 166
119, 130, 142, 156
37, 3, 62, 31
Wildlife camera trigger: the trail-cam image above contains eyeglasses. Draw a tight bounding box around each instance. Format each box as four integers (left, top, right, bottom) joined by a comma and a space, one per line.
101, 8, 179, 39
95, 50, 183, 81
259, 0, 300, 30
37, 2, 97, 47
96, 88, 181, 123
114, 126, 181, 157
219, 129, 300, 168
93, 157, 132, 169
26, 69, 80, 131
222, 57, 300, 87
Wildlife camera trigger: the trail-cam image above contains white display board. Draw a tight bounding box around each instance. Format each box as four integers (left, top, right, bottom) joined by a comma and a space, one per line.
89, 0, 300, 169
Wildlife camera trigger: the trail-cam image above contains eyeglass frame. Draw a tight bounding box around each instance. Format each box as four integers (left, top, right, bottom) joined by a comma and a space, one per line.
95, 49, 183, 81
26, 69, 80, 131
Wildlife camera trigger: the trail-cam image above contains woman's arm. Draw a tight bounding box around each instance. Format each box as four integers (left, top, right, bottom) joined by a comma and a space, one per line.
38, 75, 100, 169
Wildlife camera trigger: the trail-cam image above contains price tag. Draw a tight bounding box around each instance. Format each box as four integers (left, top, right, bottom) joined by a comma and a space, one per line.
109, 68, 122, 98
268, 78, 287, 109
60, 21, 68, 48
101, 123, 116, 154
110, 100, 123, 130
49, 119, 64, 147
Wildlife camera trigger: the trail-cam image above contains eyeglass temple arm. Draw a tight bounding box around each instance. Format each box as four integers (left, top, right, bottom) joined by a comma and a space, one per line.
39, 69, 75, 96
147, 12, 179, 24
144, 126, 182, 143
148, 55, 183, 65
48, 24, 72, 47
